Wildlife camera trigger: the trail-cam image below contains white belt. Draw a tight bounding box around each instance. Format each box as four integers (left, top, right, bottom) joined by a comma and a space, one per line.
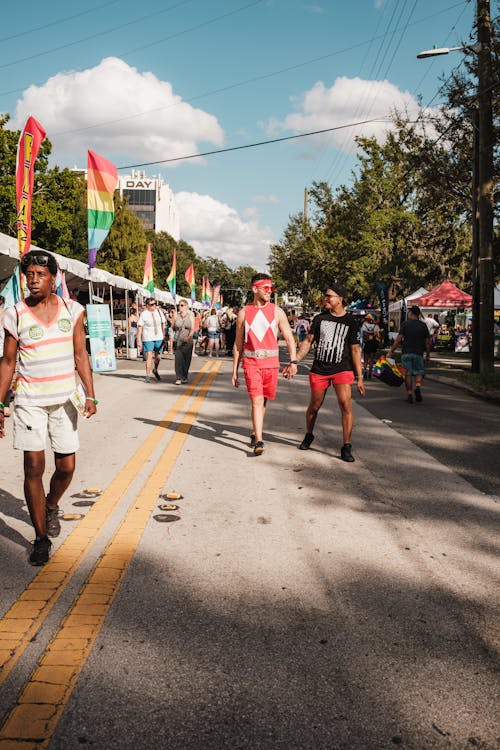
243, 349, 279, 359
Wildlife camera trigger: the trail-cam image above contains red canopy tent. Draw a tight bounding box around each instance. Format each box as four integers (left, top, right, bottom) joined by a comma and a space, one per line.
412, 280, 472, 308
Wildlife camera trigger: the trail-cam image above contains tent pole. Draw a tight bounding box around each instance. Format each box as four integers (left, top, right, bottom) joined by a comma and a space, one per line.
125, 290, 129, 358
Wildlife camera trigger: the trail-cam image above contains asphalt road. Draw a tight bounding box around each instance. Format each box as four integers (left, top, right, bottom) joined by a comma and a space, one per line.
0, 354, 498, 750
357, 372, 500, 497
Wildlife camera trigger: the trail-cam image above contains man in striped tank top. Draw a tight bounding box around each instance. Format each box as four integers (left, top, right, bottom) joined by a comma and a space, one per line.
0, 251, 97, 566
232, 273, 297, 455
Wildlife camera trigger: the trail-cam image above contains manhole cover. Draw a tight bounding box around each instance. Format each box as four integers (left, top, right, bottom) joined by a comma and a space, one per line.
153, 514, 181, 523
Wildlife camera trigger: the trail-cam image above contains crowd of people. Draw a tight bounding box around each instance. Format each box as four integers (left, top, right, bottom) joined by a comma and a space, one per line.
1, 251, 474, 568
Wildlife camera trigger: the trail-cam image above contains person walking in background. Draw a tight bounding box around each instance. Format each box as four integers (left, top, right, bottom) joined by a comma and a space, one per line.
127, 304, 139, 350
0, 251, 97, 566
387, 305, 431, 403
224, 307, 238, 355
136, 298, 166, 383
360, 313, 380, 379
285, 283, 365, 463
206, 308, 221, 358
173, 301, 195, 384
295, 314, 310, 345
232, 273, 297, 456
192, 309, 201, 357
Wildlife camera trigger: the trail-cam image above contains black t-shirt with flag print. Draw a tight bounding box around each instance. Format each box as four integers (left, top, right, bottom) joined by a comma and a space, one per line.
309, 311, 360, 376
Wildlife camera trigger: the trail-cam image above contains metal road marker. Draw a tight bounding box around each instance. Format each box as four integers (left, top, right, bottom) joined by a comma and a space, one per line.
0, 362, 215, 687
0, 363, 220, 747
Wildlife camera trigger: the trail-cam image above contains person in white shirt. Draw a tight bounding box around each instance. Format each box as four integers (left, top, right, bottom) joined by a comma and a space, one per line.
136, 299, 166, 383
206, 309, 221, 357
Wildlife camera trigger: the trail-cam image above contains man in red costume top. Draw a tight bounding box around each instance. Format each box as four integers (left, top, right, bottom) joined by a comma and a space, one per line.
232, 273, 297, 455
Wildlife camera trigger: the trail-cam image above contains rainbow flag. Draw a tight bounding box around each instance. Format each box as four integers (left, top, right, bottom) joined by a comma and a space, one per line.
184, 264, 196, 301
167, 247, 176, 301
87, 150, 118, 268
205, 278, 212, 308
143, 243, 154, 294
16, 116, 46, 258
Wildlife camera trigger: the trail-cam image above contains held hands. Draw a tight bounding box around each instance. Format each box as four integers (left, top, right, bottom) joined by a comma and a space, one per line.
282, 363, 298, 380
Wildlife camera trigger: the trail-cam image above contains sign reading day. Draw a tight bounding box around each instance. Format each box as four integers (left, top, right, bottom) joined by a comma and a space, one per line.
86, 304, 116, 372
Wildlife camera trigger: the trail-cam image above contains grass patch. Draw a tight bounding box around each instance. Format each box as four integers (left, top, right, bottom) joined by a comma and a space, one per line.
455, 371, 500, 391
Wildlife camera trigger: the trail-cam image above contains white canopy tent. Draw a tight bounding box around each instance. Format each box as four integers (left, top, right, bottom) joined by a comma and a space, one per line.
0, 231, 186, 305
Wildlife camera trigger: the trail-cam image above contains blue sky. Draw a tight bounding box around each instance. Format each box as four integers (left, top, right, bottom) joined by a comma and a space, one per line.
0, 0, 476, 269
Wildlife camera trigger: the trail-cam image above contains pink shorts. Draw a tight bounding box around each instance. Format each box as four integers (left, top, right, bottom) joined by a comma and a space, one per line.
309, 371, 354, 391
243, 367, 279, 400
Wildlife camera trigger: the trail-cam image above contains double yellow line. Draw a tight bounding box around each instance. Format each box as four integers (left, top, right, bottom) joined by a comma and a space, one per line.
0, 361, 220, 747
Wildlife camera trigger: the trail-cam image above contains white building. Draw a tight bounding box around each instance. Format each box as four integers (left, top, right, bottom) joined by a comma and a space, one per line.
117, 170, 180, 240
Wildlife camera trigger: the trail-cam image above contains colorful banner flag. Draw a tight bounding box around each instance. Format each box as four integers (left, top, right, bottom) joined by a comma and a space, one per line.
143, 243, 154, 294
87, 150, 118, 268
55, 268, 69, 299
205, 278, 212, 308
167, 247, 176, 301
212, 284, 221, 308
16, 116, 46, 257
184, 264, 196, 301
0, 267, 21, 307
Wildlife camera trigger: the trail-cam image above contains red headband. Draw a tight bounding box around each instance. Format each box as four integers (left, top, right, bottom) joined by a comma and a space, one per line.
253, 279, 275, 291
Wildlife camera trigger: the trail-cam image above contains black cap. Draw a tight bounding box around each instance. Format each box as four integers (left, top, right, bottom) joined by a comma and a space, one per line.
409, 305, 421, 316
327, 282, 347, 300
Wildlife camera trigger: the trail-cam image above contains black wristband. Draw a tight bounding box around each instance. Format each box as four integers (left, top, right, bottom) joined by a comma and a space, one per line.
289, 360, 298, 365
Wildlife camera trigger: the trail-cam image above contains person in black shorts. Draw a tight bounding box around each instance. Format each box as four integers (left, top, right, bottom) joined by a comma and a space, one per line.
283, 283, 365, 462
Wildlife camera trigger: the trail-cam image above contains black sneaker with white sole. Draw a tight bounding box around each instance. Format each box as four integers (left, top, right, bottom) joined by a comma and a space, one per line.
30, 536, 52, 566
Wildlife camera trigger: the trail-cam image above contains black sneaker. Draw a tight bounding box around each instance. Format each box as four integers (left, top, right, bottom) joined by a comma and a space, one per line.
30, 536, 52, 566
253, 441, 264, 456
46, 506, 61, 538
250, 434, 257, 448
340, 443, 355, 462
299, 432, 315, 450
153, 367, 161, 381
414, 387, 422, 403
407, 393, 414, 404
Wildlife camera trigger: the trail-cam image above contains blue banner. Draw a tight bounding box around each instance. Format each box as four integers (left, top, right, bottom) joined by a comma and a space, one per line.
86, 304, 116, 372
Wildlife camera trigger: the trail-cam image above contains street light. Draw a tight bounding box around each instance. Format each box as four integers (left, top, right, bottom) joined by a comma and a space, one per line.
417, 0, 494, 375
417, 43, 480, 59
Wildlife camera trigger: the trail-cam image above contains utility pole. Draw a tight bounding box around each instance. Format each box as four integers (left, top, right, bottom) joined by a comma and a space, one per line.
471, 108, 480, 372
477, 0, 494, 374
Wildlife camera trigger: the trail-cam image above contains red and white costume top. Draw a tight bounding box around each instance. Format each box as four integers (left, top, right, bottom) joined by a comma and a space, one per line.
242, 303, 279, 369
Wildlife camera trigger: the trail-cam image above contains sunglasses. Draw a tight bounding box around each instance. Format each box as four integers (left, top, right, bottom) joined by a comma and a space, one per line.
21, 253, 52, 267
324, 293, 339, 299
257, 285, 274, 292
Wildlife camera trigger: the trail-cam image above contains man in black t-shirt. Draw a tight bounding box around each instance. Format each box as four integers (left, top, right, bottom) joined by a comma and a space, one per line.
283, 283, 365, 462
387, 305, 430, 403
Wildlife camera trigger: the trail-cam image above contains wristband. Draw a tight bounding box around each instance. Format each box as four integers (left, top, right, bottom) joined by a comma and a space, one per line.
289, 360, 298, 365
0, 402, 5, 411
86, 397, 99, 405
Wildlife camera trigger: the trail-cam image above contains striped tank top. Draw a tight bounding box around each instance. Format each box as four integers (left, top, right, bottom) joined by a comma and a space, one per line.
3, 296, 84, 407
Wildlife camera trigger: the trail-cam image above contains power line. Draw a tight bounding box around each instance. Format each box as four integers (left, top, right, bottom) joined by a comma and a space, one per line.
116, 118, 392, 170
0, 0, 121, 44
0, 0, 199, 71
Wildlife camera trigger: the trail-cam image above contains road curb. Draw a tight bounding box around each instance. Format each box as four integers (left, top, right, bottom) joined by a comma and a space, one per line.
425, 373, 500, 406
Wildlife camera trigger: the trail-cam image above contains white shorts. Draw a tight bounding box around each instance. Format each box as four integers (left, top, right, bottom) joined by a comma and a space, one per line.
13, 402, 79, 453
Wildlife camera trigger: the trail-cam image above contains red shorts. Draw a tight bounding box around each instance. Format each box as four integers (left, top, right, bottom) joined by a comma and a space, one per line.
243, 367, 279, 400
309, 371, 354, 391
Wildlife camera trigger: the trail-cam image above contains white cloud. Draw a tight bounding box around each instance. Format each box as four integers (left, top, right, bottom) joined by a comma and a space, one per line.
12, 57, 224, 165
264, 76, 427, 154
175, 192, 275, 270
